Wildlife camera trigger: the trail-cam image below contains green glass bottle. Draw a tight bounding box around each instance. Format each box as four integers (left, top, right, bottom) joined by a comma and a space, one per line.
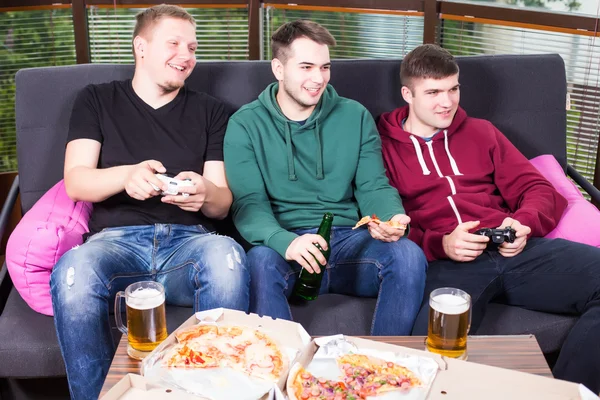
290, 212, 334, 301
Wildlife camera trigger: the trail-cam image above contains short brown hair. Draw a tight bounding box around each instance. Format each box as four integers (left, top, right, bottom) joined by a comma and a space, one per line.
401, 44, 459, 91
271, 19, 336, 63
132, 4, 195, 57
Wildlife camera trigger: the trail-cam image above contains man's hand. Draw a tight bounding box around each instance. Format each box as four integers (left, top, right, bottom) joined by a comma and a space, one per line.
497, 217, 531, 258
368, 214, 410, 242
161, 171, 208, 212
285, 234, 329, 274
123, 160, 166, 201
443, 221, 489, 262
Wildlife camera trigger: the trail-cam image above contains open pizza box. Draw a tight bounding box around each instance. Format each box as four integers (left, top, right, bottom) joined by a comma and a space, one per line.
288, 335, 599, 400
101, 373, 202, 400
131, 308, 312, 400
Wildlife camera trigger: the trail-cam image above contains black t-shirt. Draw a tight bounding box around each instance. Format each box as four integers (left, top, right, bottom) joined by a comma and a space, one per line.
67, 80, 229, 235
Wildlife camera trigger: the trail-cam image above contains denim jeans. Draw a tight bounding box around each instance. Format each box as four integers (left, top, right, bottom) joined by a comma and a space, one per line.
411, 238, 600, 393
248, 227, 427, 336
50, 224, 250, 400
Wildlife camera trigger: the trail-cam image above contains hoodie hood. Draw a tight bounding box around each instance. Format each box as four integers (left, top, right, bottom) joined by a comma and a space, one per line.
378, 105, 467, 177
257, 82, 339, 180
378, 105, 468, 144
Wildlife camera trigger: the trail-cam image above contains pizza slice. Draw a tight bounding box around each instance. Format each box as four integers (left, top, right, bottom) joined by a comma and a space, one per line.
337, 354, 421, 396
353, 214, 407, 230
240, 335, 287, 381
174, 324, 219, 343
165, 343, 221, 368
352, 214, 381, 229
288, 365, 361, 400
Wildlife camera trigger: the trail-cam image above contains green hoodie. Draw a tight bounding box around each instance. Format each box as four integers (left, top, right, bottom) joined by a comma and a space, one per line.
224, 83, 405, 258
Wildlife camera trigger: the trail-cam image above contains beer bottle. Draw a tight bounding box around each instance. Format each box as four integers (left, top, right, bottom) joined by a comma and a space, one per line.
290, 212, 334, 302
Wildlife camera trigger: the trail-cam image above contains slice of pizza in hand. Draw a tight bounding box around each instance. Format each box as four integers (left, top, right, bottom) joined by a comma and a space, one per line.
353, 214, 406, 230
382, 220, 407, 230
352, 214, 381, 230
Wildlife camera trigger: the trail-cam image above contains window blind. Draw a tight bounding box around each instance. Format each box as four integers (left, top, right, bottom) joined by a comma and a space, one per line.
0, 8, 76, 172
262, 6, 424, 60
439, 18, 600, 190
87, 6, 249, 64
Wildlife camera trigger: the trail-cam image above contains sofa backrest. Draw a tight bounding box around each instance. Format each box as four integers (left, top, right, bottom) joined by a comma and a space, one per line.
15, 54, 567, 214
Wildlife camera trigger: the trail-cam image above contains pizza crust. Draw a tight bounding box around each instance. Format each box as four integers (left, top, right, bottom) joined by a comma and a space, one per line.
353, 215, 407, 230
286, 363, 304, 400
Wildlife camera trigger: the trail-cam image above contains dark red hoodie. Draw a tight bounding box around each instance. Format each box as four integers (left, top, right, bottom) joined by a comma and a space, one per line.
377, 105, 567, 262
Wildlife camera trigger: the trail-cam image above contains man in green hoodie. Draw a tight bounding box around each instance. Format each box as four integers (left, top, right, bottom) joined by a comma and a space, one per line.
224, 20, 427, 335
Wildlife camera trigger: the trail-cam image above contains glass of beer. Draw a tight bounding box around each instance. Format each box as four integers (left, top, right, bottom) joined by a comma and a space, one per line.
426, 287, 471, 360
115, 281, 168, 360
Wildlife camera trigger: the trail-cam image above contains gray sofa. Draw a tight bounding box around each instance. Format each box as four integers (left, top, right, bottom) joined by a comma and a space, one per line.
1, 54, 599, 399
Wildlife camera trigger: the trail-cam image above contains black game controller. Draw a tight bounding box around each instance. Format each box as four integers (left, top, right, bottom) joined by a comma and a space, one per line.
473, 226, 517, 247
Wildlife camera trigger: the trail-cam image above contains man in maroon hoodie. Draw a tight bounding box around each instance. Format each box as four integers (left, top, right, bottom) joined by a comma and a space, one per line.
378, 44, 600, 393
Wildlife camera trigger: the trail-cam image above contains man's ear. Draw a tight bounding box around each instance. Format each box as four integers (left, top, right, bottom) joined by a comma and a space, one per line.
401, 85, 413, 105
271, 58, 284, 81
133, 36, 146, 59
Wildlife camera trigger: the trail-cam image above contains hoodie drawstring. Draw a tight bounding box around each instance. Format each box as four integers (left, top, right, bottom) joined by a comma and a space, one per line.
409, 135, 431, 176
284, 122, 297, 181
444, 130, 462, 176
315, 120, 324, 180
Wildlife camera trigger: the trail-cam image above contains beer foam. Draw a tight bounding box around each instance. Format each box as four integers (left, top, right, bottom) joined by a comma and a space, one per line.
126, 287, 165, 310
430, 293, 469, 315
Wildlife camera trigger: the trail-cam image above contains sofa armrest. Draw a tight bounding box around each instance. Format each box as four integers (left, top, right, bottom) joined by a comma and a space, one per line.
0, 175, 20, 243
0, 264, 12, 316
566, 165, 600, 205
0, 175, 19, 315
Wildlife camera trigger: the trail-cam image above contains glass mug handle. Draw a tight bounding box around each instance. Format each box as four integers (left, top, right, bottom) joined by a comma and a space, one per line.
114, 290, 128, 335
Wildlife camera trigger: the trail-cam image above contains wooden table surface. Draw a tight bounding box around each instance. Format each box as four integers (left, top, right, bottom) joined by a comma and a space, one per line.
100, 334, 552, 397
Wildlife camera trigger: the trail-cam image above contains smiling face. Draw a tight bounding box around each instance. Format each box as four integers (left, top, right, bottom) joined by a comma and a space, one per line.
402, 73, 460, 137
272, 37, 331, 120
134, 17, 197, 94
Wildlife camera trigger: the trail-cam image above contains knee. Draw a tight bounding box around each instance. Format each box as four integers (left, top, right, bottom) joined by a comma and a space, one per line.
201, 236, 249, 287
50, 247, 104, 317
387, 239, 427, 282
246, 246, 286, 278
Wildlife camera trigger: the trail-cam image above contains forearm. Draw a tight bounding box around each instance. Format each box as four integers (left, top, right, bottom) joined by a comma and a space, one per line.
200, 180, 232, 220
65, 165, 133, 202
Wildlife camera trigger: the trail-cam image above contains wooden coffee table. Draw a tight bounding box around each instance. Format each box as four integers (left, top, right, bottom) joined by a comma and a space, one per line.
100, 334, 552, 397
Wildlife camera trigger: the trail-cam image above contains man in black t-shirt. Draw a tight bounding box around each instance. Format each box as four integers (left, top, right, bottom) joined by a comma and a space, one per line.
49, 6, 250, 399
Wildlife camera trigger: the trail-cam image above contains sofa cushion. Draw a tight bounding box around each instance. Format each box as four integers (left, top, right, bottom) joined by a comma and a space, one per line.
290, 294, 376, 335
5, 180, 92, 316
0, 287, 66, 377
529, 155, 600, 247
476, 303, 577, 355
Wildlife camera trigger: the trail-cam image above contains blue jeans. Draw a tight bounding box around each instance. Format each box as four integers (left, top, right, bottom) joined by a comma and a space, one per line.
50, 224, 250, 400
248, 227, 427, 335
411, 238, 600, 394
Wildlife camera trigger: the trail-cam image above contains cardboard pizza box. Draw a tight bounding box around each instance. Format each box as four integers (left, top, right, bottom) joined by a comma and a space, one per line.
139, 308, 311, 400
289, 335, 599, 400
100, 374, 204, 400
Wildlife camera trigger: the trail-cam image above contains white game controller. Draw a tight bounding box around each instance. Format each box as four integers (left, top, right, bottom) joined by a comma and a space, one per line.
151, 173, 193, 197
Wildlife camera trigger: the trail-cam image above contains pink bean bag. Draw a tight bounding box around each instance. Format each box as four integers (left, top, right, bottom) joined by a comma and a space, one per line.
5, 180, 92, 315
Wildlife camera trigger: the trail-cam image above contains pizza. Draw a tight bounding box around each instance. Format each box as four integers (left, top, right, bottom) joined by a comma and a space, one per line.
352, 214, 407, 230
163, 324, 287, 381
288, 354, 421, 400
